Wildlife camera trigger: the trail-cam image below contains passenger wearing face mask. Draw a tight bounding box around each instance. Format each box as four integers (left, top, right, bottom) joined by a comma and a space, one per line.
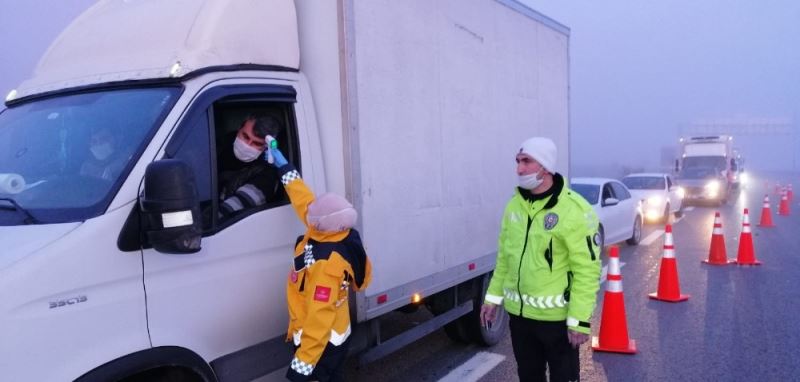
217, 115, 283, 218
479, 137, 601, 382
80, 128, 125, 181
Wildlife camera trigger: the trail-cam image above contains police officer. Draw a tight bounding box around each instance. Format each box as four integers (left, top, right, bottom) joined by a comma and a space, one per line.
480, 137, 601, 382
266, 146, 372, 382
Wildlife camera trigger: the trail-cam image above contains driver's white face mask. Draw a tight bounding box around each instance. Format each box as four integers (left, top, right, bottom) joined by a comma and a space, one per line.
91, 142, 114, 161
233, 137, 263, 162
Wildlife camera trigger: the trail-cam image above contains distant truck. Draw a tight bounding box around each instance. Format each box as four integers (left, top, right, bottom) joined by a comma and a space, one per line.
0, 0, 570, 380
674, 135, 740, 204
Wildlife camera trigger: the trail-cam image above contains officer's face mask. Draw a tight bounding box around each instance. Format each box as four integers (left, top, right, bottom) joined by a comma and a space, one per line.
233, 137, 263, 162
518, 167, 545, 190
91, 142, 114, 161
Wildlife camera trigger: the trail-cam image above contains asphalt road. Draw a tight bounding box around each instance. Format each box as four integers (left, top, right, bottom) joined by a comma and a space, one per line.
341, 172, 800, 382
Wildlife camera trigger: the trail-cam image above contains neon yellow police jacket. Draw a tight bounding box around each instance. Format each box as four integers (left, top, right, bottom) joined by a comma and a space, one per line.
485, 174, 601, 334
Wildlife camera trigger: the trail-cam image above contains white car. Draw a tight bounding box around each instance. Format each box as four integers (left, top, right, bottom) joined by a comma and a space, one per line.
621, 173, 683, 223
570, 177, 643, 250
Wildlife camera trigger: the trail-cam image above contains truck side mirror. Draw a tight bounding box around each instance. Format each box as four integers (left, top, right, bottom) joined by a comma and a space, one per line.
140, 159, 202, 254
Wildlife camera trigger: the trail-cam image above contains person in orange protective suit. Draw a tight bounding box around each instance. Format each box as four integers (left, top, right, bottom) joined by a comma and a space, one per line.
267, 146, 371, 382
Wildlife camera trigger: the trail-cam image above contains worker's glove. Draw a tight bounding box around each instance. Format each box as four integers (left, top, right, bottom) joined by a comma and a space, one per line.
265, 146, 288, 167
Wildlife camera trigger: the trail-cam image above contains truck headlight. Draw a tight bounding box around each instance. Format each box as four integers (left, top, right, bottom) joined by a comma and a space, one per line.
676, 187, 685, 199
705, 180, 720, 197
740, 172, 749, 185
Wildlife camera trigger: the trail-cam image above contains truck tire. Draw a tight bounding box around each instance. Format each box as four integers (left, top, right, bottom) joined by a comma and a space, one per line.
462, 272, 508, 346
443, 319, 471, 343
426, 286, 471, 343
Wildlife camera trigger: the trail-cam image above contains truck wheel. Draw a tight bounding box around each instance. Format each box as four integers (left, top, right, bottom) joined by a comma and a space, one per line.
463, 272, 508, 346
426, 286, 470, 343
443, 319, 470, 343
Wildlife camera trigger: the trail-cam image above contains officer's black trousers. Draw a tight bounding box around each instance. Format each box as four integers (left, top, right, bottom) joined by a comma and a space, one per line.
508, 314, 579, 382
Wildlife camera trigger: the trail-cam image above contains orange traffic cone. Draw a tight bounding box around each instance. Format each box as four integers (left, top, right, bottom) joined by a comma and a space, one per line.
736, 208, 761, 266
757, 194, 775, 227
649, 224, 689, 302
778, 189, 791, 216
592, 246, 637, 354
703, 212, 735, 265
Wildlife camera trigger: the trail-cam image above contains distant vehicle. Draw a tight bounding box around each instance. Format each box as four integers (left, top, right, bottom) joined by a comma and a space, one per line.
675, 135, 737, 196
570, 177, 643, 251
621, 173, 683, 223
675, 166, 729, 206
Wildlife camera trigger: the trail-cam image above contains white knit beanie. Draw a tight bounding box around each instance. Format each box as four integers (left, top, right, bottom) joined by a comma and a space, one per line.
519, 137, 557, 173
307, 193, 358, 232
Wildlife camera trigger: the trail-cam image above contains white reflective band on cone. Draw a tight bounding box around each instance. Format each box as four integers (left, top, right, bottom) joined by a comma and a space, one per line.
608, 258, 621, 276
607, 280, 623, 293
663, 248, 675, 259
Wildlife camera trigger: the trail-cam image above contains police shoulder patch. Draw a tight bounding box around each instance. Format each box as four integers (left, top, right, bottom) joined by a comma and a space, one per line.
544, 213, 559, 230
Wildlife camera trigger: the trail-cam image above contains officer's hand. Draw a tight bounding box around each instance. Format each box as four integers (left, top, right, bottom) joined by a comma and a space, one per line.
266, 146, 288, 167
480, 303, 498, 328
567, 329, 590, 349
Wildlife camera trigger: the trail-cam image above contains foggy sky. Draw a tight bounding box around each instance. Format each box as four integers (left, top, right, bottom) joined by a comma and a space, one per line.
521, 0, 800, 174
2, 1, 799, 173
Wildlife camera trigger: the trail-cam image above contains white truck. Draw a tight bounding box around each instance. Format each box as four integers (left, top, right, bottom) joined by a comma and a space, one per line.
675, 135, 738, 204
0, 1, 570, 380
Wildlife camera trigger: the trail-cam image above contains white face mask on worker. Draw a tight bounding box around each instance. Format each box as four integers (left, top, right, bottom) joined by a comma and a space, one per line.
233, 137, 262, 162
518, 172, 543, 190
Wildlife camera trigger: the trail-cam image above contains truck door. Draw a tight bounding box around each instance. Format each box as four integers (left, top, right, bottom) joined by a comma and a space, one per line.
140, 82, 315, 373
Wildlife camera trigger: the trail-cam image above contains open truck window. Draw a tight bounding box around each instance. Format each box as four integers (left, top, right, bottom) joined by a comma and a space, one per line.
167, 89, 300, 233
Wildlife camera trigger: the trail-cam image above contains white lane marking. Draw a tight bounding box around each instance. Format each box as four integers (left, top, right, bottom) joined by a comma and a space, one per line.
600, 261, 626, 284
640, 230, 664, 247
437, 351, 506, 382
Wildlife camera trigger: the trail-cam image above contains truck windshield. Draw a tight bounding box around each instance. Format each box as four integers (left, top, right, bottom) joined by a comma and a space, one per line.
683, 156, 726, 170
679, 167, 719, 179
0, 87, 180, 225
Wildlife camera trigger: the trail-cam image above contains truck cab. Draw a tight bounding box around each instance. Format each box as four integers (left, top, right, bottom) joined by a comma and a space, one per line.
0, 1, 328, 380
675, 135, 736, 205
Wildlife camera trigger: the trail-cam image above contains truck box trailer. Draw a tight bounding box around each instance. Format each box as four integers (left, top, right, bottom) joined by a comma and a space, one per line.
0, 0, 570, 380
